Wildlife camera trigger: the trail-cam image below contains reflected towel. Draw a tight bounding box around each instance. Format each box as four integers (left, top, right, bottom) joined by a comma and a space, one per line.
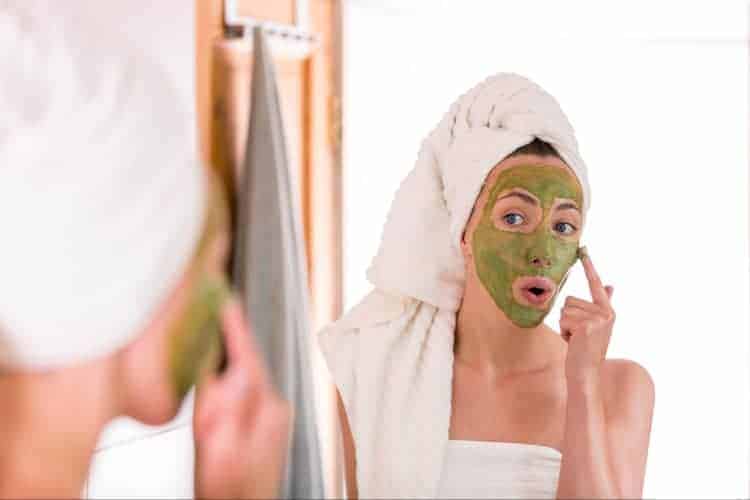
232, 27, 325, 499
0, 1, 204, 370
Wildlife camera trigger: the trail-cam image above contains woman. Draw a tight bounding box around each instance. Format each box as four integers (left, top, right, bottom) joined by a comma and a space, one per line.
0, 4, 288, 498
320, 73, 655, 499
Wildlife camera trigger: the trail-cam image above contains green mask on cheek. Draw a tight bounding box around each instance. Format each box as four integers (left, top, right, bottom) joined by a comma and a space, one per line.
168, 273, 232, 401
471, 164, 583, 328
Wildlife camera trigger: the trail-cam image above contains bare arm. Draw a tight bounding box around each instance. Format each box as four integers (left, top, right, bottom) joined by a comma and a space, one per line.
557, 251, 655, 499
337, 390, 358, 499
602, 360, 654, 497
556, 360, 654, 499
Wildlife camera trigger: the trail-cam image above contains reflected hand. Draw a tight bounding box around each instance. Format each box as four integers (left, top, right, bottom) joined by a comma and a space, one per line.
193, 299, 291, 499
560, 248, 616, 384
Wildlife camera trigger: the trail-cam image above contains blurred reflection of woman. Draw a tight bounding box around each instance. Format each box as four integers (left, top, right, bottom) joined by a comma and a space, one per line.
0, 4, 289, 498
319, 73, 654, 499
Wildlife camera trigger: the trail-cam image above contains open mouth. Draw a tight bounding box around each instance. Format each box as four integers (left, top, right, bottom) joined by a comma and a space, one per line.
512, 276, 557, 308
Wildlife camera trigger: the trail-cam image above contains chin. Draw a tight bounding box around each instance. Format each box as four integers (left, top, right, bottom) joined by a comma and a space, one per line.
507, 304, 549, 329
130, 382, 182, 426
137, 400, 181, 426
511, 317, 546, 329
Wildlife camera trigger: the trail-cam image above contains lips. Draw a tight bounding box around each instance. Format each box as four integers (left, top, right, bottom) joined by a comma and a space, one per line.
512, 276, 557, 309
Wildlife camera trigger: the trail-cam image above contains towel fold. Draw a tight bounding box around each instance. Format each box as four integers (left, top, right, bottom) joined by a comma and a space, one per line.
319, 73, 589, 498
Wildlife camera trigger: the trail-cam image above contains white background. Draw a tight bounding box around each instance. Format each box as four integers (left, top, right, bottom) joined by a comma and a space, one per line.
342, 1, 749, 498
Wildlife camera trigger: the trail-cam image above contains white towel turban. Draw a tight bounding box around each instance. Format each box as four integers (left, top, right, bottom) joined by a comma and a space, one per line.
367, 72, 591, 312
319, 73, 591, 497
0, 2, 205, 370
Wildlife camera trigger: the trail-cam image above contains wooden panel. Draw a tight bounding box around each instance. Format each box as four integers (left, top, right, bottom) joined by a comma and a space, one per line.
307, 0, 342, 328
306, 1, 343, 497
235, 0, 295, 24
210, 43, 304, 206
195, 0, 224, 167
197, 0, 340, 300
195, 1, 343, 497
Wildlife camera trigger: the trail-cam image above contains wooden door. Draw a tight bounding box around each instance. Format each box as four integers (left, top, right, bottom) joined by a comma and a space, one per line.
195, 1, 343, 496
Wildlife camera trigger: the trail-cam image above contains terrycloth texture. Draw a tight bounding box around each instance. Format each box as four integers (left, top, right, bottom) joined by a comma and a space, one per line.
0, 1, 205, 370
436, 440, 561, 499
319, 73, 589, 498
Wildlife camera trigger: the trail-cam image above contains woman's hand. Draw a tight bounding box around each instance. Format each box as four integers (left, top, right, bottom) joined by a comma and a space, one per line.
193, 299, 291, 500
560, 248, 616, 384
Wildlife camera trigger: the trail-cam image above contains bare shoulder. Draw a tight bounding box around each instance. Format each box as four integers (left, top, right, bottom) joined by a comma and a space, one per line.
602, 358, 655, 390
601, 358, 655, 424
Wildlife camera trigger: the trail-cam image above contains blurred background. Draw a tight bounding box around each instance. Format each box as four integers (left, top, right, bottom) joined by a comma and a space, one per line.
80, 1, 748, 498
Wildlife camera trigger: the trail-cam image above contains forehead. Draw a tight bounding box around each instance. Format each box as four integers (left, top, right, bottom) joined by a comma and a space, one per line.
483, 154, 583, 205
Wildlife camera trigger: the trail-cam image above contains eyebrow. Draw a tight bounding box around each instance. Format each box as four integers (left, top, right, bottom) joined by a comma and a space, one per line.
496, 190, 539, 206
554, 202, 580, 212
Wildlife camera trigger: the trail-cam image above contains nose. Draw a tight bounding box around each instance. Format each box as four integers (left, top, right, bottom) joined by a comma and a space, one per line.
527, 236, 555, 269
530, 255, 552, 268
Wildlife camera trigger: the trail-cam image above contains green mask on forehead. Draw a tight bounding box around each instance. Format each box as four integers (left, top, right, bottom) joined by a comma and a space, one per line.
471, 163, 583, 328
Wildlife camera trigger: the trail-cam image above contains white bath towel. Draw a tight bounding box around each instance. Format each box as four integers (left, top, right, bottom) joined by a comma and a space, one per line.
319, 73, 590, 498
0, 1, 205, 370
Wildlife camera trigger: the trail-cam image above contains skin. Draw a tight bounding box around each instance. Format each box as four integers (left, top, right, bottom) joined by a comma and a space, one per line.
193, 300, 291, 500
472, 164, 582, 327
338, 153, 655, 499
167, 172, 233, 402
0, 171, 290, 500
169, 274, 231, 402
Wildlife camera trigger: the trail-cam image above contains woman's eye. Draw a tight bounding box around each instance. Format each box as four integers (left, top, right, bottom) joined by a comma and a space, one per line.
503, 213, 525, 226
554, 222, 576, 235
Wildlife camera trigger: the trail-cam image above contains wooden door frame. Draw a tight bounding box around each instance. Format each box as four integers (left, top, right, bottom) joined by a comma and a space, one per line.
195, 1, 343, 496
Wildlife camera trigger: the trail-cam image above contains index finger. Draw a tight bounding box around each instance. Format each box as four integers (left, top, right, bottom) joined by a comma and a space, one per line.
579, 246, 610, 306
220, 296, 270, 387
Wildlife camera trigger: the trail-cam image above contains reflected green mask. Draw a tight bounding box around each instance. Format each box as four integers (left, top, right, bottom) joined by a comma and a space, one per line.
168, 272, 232, 401
471, 164, 583, 328
167, 169, 232, 401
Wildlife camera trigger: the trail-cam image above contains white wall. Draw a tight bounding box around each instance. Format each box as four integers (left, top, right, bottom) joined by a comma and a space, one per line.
342, 1, 749, 498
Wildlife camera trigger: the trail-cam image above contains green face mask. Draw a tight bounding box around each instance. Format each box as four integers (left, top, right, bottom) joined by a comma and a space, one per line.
168, 273, 232, 401
471, 163, 583, 328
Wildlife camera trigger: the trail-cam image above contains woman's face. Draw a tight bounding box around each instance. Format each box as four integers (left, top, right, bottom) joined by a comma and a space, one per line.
124, 171, 233, 425
166, 173, 232, 402
465, 154, 584, 328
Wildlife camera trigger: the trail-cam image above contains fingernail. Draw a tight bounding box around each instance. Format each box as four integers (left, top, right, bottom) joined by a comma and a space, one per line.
578, 246, 589, 260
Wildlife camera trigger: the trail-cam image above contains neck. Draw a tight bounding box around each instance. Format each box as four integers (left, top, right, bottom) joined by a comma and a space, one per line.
455, 278, 564, 378
0, 356, 121, 498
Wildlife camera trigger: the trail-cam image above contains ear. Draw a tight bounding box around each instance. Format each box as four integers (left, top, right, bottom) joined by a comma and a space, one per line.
460, 228, 473, 260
